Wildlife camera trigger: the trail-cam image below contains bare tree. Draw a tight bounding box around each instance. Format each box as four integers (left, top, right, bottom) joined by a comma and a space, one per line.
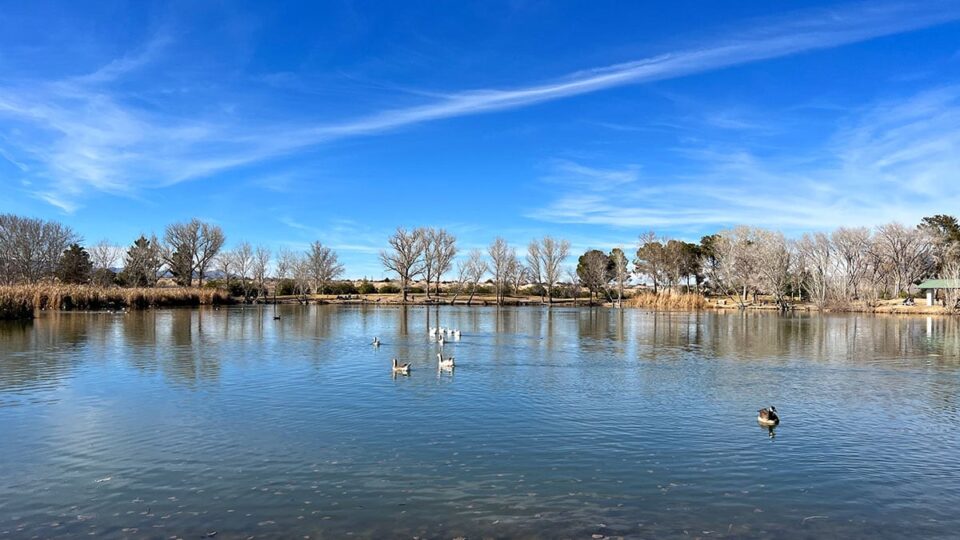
711, 226, 762, 307
566, 268, 582, 306
537, 236, 570, 305
508, 255, 528, 299
526, 241, 545, 303
796, 233, 833, 308
488, 237, 511, 305
754, 230, 794, 308
307, 241, 344, 296
253, 246, 271, 302
610, 248, 630, 308
274, 248, 295, 301
233, 242, 254, 302
163, 218, 225, 287
89, 239, 120, 286
832, 227, 871, 300
427, 228, 457, 298
873, 222, 934, 296
0, 214, 79, 283
214, 252, 234, 290
291, 253, 311, 303
379, 227, 427, 302
464, 249, 489, 306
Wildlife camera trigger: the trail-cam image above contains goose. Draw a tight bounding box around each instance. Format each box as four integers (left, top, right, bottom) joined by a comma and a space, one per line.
371, 337, 381, 347
452, 329, 461, 340
437, 353, 455, 369
757, 406, 780, 426
392, 358, 411, 375
437, 334, 445, 348
429, 327, 437, 336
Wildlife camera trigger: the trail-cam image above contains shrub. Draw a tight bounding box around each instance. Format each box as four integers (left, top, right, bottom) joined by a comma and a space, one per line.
358, 281, 377, 294
378, 284, 401, 294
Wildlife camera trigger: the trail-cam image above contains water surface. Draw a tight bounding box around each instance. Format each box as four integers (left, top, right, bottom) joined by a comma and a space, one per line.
1, 306, 959, 539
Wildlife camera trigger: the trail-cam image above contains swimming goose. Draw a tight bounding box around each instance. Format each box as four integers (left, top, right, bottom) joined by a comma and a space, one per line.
437, 353, 455, 369
392, 358, 411, 375
757, 406, 780, 426
452, 329, 461, 340
429, 327, 437, 336
437, 334, 445, 348
371, 337, 381, 347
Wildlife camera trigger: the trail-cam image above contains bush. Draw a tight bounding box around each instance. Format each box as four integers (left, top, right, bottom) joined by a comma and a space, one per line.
378, 284, 401, 294
408, 286, 425, 294
325, 281, 358, 295
358, 281, 377, 294
276, 279, 297, 296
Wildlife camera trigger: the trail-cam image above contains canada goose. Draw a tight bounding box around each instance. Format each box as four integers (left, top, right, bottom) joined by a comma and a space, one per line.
757, 406, 780, 426
392, 358, 411, 375
437, 352, 455, 369
371, 337, 381, 347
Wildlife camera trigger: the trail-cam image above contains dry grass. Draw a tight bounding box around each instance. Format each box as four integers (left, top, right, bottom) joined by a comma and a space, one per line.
625, 291, 707, 310
0, 284, 230, 319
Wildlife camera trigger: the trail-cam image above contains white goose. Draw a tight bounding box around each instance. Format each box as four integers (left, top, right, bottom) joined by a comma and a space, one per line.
437, 353, 455, 369
452, 329, 461, 340
437, 334, 445, 348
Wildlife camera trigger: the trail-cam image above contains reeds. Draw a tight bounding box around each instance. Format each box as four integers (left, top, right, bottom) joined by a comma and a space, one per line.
0, 284, 230, 319
625, 291, 707, 310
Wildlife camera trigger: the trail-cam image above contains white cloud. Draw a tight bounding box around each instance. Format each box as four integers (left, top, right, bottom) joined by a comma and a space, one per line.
0, 1, 958, 211
529, 86, 960, 232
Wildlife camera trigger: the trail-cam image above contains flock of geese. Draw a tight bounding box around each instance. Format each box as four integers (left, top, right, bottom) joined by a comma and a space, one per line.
371, 326, 461, 375
371, 323, 782, 429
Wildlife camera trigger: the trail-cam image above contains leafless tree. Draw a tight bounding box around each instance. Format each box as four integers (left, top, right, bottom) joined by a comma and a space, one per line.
307, 241, 344, 295
421, 228, 457, 299
0, 214, 79, 283
233, 242, 254, 302
796, 233, 834, 308
526, 241, 545, 303
253, 246, 271, 302
832, 227, 871, 300
464, 249, 489, 306
754, 230, 794, 308
163, 218, 225, 286
89, 239, 120, 286
274, 248, 295, 301
566, 268, 582, 306
214, 252, 234, 290
291, 253, 311, 303
873, 222, 934, 296
488, 237, 511, 305
610, 248, 630, 308
380, 227, 427, 302
532, 236, 570, 305
508, 255, 528, 298
711, 226, 762, 307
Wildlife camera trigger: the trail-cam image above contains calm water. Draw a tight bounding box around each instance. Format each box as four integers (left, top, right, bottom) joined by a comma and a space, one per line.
1, 306, 960, 539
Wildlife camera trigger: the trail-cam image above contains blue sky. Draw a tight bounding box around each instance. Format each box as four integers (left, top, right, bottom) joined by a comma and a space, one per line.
1, 1, 959, 277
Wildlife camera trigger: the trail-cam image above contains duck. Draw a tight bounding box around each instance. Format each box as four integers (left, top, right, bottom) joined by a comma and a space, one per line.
437, 352, 455, 369
757, 406, 780, 426
391, 358, 411, 375
371, 337, 381, 347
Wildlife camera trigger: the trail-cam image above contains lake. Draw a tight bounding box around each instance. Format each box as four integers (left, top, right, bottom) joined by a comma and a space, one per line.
1, 306, 959, 539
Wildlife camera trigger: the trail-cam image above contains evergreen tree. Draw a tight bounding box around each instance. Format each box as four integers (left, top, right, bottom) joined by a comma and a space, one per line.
56, 243, 93, 284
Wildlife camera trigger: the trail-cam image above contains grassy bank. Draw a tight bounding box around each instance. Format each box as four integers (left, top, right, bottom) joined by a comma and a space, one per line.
0, 284, 231, 319
624, 292, 707, 310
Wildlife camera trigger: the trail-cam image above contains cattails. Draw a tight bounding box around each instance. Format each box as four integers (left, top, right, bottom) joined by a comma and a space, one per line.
0, 284, 230, 319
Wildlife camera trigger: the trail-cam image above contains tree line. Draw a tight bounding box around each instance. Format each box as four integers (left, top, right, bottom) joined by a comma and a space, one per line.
3, 212, 959, 309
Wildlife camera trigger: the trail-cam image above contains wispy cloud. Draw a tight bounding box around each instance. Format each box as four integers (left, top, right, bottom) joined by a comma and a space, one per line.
0, 1, 958, 210
529, 85, 960, 233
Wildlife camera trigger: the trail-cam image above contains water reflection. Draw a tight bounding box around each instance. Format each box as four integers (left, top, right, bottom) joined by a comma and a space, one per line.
1, 307, 959, 539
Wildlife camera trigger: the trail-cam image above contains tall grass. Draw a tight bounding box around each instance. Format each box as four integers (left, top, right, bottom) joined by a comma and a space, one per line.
0, 284, 230, 319
625, 291, 706, 310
